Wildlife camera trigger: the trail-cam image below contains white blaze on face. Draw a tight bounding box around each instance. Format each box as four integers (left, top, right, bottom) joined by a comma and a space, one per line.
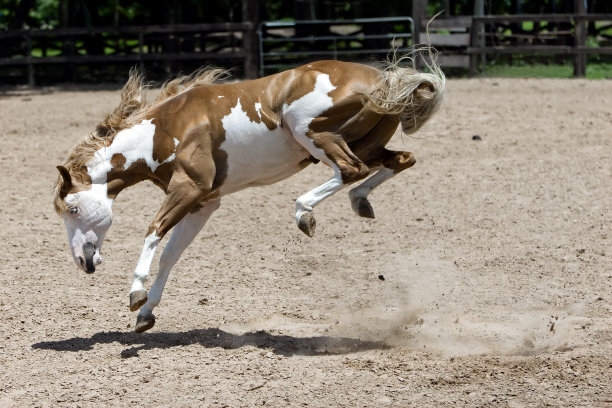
63, 187, 113, 270
63, 119, 177, 271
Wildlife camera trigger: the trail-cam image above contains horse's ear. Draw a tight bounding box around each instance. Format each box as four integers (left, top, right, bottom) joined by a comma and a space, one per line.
56, 165, 73, 195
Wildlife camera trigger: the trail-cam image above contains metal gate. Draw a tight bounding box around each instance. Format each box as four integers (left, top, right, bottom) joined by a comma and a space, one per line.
258, 17, 414, 76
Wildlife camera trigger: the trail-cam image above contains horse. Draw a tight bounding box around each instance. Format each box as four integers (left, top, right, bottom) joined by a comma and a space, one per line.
53, 55, 445, 333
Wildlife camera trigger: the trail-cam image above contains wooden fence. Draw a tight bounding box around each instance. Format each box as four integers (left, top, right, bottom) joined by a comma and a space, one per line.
1, 13, 611, 85
0, 22, 255, 86
468, 14, 612, 76
412, 13, 612, 76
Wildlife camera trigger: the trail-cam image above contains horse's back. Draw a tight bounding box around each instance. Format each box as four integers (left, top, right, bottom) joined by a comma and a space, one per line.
201, 61, 384, 195
150, 61, 390, 196
282, 61, 394, 147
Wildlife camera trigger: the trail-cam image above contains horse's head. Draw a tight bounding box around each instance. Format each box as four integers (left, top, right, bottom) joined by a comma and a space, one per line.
54, 165, 113, 273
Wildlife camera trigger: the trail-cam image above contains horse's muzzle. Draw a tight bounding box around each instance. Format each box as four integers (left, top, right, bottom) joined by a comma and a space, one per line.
82, 242, 96, 274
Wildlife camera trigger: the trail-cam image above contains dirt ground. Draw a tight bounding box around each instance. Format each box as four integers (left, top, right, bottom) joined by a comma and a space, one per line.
0, 76, 610, 407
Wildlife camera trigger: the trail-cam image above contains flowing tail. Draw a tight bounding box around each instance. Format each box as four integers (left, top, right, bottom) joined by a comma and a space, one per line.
365, 47, 446, 135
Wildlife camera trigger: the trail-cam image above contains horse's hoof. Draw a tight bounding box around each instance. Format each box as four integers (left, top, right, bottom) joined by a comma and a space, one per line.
129, 290, 148, 312
298, 212, 316, 237
135, 313, 155, 333
353, 197, 375, 219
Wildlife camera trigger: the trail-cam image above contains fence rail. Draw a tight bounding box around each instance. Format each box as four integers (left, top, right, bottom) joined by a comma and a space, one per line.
1, 13, 611, 85
472, 13, 612, 23
0, 22, 254, 86
468, 14, 612, 76
410, 10, 612, 76
258, 17, 414, 76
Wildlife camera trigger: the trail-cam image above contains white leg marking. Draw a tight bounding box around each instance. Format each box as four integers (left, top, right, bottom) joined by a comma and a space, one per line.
139, 199, 220, 317
130, 233, 161, 293
349, 167, 395, 202
295, 169, 344, 222
282, 74, 350, 223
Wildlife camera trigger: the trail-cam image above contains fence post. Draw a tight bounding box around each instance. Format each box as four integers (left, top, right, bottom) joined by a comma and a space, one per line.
242, 0, 260, 79
412, 0, 426, 46
574, 0, 587, 77
469, 0, 485, 76
138, 32, 144, 71
26, 31, 34, 87
469, 17, 479, 76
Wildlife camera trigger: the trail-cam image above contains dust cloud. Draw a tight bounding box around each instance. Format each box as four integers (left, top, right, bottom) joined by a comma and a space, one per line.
330, 251, 585, 356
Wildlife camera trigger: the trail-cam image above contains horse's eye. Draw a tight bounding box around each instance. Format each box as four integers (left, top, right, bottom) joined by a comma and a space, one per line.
69, 207, 78, 215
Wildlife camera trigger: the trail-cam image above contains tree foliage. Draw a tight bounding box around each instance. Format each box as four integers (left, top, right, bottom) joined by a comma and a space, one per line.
1, 0, 611, 30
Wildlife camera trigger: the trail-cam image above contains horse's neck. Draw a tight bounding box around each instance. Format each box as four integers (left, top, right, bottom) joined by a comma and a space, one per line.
105, 167, 150, 199
86, 118, 172, 199
84, 156, 149, 201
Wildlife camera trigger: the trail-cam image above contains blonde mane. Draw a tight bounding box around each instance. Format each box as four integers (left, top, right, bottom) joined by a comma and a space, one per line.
53, 66, 230, 214
364, 45, 445, 136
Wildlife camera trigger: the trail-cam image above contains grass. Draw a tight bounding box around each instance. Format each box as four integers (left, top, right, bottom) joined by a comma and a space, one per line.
484, 62, 612, 79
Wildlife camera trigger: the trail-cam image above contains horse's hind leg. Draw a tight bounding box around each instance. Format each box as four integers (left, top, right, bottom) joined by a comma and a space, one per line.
349, 150, 416, 219
292, 131, 370, 236
135, 199, 220, 333
294, 175, 343, 237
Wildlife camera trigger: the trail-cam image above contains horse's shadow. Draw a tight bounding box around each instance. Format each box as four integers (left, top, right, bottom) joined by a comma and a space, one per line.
32, 328, 389, 358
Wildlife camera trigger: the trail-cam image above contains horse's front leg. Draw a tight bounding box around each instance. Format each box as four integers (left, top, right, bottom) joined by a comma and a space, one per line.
129, 232, 162, 311
134, 199, 220, 333
128, 170, 209, 313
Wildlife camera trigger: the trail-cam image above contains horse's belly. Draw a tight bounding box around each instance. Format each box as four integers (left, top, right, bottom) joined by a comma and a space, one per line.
217, 122, 308, 196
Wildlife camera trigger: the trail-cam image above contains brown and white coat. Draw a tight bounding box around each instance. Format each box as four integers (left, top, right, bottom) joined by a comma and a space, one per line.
54, 58, 445, 332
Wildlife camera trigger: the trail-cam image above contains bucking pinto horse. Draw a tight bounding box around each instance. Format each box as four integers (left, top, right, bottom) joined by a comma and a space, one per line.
54, 56, 445, 333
